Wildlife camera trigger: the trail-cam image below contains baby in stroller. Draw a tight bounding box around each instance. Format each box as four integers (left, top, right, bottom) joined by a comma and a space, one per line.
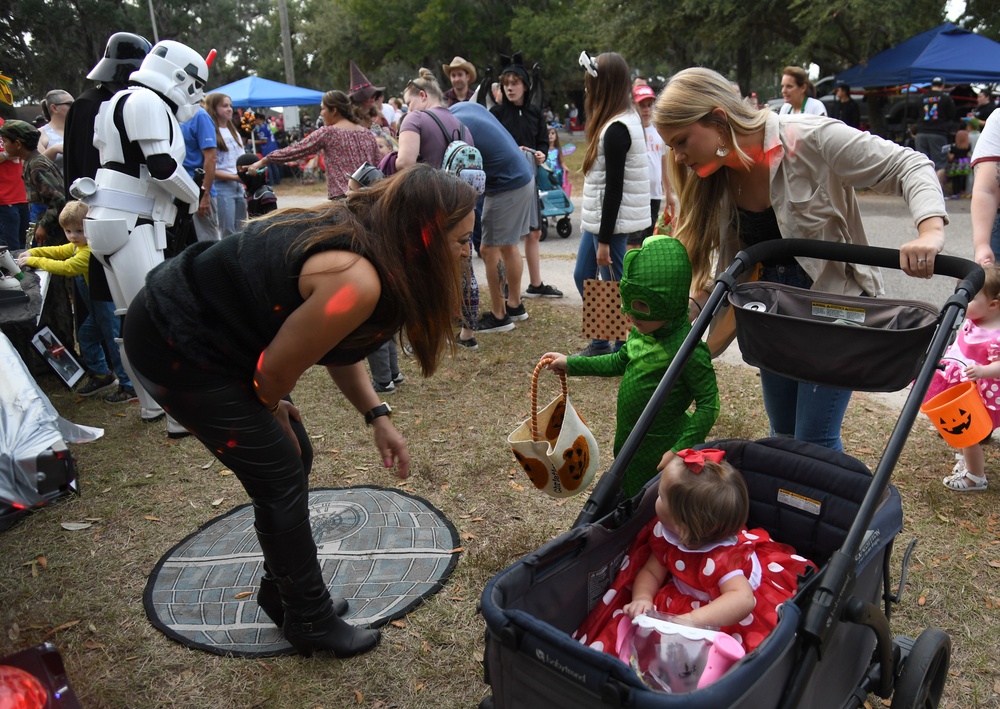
236, 152, 277, 217
575, 448, 815, 656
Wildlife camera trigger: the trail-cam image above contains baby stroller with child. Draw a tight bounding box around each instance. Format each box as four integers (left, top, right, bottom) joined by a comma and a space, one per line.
480, 239, 979, 709
237, 153, 277, 217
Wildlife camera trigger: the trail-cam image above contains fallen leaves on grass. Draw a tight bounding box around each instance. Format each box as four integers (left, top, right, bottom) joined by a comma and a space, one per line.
61, 521, 92, 531
143, 515, 161, 522
42, 619, 80, 640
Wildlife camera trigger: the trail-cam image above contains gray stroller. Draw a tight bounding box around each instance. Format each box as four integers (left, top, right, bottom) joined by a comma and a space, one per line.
480, 239, 981, 708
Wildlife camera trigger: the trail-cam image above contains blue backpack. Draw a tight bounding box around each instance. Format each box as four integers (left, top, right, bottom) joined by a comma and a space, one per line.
424, 110, 486, 195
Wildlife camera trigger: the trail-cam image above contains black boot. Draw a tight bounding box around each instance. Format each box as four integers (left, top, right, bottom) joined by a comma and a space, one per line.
257, 564, 347, 627
257, 521, 379, 658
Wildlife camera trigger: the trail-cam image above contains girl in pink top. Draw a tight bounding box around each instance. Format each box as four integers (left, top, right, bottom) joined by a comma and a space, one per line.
923, 264, 1000, 491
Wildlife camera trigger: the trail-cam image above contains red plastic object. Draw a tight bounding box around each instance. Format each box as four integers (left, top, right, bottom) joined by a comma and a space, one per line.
0, 665, 47, 709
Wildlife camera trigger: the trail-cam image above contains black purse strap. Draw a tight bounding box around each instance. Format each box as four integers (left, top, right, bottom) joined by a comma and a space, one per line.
424, 108, 467, 146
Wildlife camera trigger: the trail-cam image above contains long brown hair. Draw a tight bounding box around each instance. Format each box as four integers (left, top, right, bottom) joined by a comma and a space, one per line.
260, 164, 477, 376
205, 92, 243, 150
653, 68, 770, 291
582, 52, 633, 175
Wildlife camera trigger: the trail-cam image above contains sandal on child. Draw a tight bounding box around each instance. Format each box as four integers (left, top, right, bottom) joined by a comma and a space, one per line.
942, 470, 988, 492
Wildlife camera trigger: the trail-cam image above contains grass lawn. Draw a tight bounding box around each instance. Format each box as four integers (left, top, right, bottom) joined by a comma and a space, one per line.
2, 261, 998, 705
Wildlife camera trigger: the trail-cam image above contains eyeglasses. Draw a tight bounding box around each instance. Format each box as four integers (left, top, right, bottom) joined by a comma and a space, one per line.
54, 101, 74, 107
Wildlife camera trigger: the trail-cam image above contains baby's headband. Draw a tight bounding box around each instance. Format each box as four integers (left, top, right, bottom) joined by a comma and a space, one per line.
675, 448, 726, 474
578, 51, 599, 78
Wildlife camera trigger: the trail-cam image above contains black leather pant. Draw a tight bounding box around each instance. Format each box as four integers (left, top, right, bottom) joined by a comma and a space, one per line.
124, 292, 313, 535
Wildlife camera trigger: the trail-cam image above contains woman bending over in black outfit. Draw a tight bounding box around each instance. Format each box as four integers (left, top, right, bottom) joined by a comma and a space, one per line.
124, 164, 477, 658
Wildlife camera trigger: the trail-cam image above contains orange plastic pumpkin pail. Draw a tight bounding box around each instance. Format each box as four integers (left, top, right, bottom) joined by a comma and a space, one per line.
920, 381, 993, 448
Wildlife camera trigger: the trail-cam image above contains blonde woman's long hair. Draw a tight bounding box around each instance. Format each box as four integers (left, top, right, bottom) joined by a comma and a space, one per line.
653, 67, 770, 290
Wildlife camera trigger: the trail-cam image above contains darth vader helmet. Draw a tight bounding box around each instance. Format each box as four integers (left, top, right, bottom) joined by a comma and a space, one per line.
86, 32, 153, 88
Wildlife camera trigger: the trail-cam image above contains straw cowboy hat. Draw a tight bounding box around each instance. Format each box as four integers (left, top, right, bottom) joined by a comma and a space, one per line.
442, 56, 477, 84
348, 60, 384, 102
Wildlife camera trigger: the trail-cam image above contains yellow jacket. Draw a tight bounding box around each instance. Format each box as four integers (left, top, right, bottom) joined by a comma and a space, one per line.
25, 243, 92, 283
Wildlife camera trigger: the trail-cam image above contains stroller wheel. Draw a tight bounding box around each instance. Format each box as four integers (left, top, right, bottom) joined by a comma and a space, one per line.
557, 217, 572, 238
892, 628, 951, 709
539, 218, 548, 241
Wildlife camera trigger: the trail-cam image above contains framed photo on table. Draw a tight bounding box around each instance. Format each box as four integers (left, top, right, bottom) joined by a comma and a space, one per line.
31, 325, 83, 388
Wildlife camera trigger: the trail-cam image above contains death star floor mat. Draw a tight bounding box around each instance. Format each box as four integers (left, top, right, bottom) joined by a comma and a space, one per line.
143, 486, 460, 657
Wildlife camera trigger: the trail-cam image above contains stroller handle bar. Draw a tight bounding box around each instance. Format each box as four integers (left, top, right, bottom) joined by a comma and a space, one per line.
726, 239, 983, 300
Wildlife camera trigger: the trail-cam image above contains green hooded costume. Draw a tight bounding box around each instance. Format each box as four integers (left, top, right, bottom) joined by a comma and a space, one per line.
567, 236, 719, 497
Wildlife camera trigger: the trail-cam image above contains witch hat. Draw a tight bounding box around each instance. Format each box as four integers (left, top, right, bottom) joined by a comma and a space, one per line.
348, 61, 384, 102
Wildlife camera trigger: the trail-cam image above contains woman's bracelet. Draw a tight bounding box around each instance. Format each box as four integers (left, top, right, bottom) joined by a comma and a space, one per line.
268, 400, 281, 415
689, 297, 703, 315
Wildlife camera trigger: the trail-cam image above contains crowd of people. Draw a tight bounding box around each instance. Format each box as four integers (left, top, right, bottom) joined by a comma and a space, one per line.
3, 31, 998, 670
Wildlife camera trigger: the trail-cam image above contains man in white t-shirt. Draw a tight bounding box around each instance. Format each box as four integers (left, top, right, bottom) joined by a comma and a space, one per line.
971, 115, 1000, 266
632, 84, 670, 245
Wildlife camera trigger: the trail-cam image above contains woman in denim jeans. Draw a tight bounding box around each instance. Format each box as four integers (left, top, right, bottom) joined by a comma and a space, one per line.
654, 67, 947, 452
574, 51, 651, 356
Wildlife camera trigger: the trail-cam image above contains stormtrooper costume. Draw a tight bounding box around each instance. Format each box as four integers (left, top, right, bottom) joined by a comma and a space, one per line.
72, 40, 211, 433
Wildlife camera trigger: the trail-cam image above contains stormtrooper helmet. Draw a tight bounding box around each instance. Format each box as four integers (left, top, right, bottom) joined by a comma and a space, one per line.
130, 40, 209, 123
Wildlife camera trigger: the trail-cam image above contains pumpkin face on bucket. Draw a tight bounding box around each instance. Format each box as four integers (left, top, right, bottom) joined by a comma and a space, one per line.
940, 408, 973, 436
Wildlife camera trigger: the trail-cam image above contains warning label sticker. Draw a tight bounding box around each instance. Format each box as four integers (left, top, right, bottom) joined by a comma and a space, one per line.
811, 302, 866, 323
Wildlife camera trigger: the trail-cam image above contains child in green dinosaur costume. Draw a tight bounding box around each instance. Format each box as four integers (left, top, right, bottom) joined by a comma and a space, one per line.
543, 236, 719, 497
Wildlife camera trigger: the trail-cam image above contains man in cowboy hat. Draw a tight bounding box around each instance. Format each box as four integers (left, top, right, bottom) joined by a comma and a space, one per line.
442, 56, 476, 107
348, 60, 385, 122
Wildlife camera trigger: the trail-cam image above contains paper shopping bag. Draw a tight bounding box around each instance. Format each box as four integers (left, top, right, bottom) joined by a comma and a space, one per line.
507, 358, 600, 498
582, 276, 631, 342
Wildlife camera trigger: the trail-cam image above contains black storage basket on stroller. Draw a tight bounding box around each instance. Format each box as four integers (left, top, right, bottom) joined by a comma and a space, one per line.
480, 240, 982, 709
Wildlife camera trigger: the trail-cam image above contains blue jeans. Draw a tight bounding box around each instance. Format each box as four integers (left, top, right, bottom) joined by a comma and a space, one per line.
0, 203, 28, 249
575, 229, 629, 350
757, 262, 852, 452
989, 211, 1000, 260
215, 179, 248, 238
76, 276, 130, 387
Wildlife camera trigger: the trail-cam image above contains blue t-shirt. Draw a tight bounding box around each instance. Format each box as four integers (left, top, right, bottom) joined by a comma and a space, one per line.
450, 102, 532, 193
254, 123, 279, 155
181, 108, 218, 196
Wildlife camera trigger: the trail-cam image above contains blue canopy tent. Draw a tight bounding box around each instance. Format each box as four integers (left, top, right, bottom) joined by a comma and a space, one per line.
207, 76, 324, 109
837, 23, 1000, 87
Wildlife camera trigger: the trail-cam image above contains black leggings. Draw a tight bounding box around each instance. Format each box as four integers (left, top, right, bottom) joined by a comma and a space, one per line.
124, 292, 314, 535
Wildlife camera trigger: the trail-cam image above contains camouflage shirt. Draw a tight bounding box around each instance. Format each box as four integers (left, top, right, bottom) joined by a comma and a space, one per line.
22, 152, 66, 240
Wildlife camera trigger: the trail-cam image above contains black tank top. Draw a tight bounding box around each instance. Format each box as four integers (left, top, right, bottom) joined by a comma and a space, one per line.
143, 212, 400, 376
737, 206, 795, 266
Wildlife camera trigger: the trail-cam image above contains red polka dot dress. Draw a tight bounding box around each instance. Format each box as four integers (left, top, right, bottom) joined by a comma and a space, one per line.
574, 518, 815, 654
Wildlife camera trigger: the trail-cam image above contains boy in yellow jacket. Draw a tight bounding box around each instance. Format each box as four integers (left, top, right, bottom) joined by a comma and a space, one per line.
18, 200, 133, 400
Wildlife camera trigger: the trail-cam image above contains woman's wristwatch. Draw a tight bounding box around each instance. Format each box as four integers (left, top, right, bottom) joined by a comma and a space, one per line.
364, 403, 392, 425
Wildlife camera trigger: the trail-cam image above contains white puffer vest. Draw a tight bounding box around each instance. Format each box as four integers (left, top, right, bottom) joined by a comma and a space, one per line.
581, 110, 650, 235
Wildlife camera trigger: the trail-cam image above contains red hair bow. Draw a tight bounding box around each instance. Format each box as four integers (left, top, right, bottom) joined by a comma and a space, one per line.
676, 448, 726, 473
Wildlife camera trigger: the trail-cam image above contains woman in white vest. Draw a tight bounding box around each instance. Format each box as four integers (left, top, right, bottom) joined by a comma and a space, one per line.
573, 51, 651, 356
